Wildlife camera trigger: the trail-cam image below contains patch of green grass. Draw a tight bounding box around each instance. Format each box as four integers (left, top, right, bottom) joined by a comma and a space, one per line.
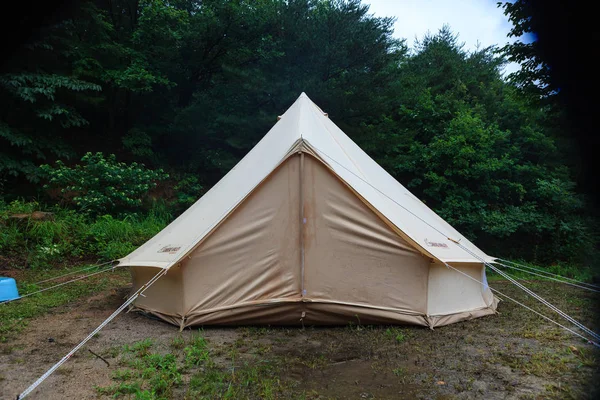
543, 382, 575, 399
186, 359, 284, 400
184, 332, 210, 367
569, 346, 597, 368
254, 343, 272, 355
300, 354, 328, 369
170, 335, 185, 350
99, 332, 292, 400
520, 328, 564, 342
493, 349, 573, 377
96, 381, 144, 397
124, 338, 154, 357
113, 368, 134, 381
108, 351, 182, 398
384, 327, 407, 344
239, 326, 271, 339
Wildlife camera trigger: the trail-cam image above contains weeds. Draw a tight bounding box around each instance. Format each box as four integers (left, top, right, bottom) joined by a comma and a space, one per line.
99, 330, 290, 400
494, 349, 572, 377
570, 346, 597, 368
0, 200, 170, 269
184, 332, 210, 367
170, 335, 185, 350
384, 327, 407, 344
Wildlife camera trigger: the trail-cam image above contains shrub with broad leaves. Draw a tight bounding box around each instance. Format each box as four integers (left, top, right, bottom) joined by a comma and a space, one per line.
41, 152, 168, 215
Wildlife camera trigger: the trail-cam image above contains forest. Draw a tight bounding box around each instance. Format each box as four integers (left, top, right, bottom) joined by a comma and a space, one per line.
0, 0, 597, 274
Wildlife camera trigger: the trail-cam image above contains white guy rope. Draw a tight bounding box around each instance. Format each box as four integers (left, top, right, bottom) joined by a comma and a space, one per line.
497, 258, 600, 289
493, 261, 600, 293
33, 260, 117, 285
442, 262, 600, 348
1, 264, 126, 305
452, 240, 600, 342
489, 263, 600, 341
16, 268, 167, 399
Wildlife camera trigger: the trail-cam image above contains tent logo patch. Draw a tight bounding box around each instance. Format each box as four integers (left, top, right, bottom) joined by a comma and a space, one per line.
158, 246, 181, 254
424, 239, 449, 249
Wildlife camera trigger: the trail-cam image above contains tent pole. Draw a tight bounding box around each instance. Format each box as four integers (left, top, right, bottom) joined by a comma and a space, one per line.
299, 151, 306, 297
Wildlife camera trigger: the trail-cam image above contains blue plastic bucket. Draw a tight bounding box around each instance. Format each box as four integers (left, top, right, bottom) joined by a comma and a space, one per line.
0, 277, 20, 302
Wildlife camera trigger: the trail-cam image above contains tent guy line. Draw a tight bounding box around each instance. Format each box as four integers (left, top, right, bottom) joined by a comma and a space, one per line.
489, 263, 600, 341
16, 268, 168, 400
497, 258, 600, 289
442, 261, 600, 348
492, 261, 600, 293
32, 260, 117, 285
1, 263, 126, 305
451, 239, 600, 342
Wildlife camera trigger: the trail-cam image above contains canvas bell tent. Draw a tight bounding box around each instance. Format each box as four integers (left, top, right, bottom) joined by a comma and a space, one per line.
118, 93, 498, 328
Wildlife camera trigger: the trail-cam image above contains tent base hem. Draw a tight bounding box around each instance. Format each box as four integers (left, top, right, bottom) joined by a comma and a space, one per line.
131, 298, 498, 328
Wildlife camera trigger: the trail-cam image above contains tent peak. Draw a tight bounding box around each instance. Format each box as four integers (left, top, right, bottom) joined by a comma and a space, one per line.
292, 92, 328, 118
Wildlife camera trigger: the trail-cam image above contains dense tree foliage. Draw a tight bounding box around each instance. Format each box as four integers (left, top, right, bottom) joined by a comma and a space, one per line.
499, 0, 599, 203
0, 0, 596, 267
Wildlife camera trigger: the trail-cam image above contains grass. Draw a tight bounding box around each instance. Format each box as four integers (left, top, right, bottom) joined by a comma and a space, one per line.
98, 330, 293, 400
0, 200, 170, 269
384, 327, 407, 344
170, 335, 185, 350
494, 348, 573, 377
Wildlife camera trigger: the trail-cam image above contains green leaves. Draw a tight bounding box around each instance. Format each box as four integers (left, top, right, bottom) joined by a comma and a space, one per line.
368, 27, 593, 265
41, 152, 169, 215
0, 73, 101, 103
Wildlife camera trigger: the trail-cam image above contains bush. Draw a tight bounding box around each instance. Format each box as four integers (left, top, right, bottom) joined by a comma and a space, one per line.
172, 174, 203, 212
40, 152, 168, 216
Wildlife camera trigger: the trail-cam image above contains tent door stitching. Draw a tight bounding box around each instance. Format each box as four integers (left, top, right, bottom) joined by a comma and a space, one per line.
299, 151, 306, 298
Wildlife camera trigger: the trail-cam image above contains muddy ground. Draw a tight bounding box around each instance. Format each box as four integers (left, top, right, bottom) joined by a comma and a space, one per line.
1, 278, 598, 399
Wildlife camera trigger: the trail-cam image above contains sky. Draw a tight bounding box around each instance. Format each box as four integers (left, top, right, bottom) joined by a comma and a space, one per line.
363, 0, 530, 75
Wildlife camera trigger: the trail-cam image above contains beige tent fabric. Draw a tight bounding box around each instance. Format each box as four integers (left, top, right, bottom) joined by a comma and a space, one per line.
129, 154, 497, 327
426, 297, 499, 327
182, 157, 302, 316
427, 262, 495, 316
183, 302, 430, 327
129, 265, 183, 326
302, 155, 430, 313
124, 93, 499, 328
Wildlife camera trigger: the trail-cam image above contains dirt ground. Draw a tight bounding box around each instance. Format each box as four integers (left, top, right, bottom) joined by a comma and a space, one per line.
1, 280, 599, 400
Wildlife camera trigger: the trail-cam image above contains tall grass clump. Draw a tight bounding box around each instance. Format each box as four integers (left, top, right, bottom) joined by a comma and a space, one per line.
0, 200, 171, 269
